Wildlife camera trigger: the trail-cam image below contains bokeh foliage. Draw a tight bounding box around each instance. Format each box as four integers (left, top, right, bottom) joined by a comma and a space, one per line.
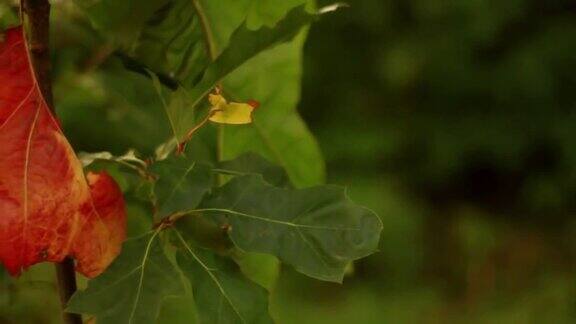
291, 0, 576, 322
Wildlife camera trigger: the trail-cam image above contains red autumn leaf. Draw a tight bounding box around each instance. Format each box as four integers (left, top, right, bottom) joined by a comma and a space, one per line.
0, 26, 126, 278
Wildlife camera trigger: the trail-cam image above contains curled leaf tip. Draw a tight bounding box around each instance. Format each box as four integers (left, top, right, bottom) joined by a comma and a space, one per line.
318, 3, 349, 14
247, 99, 260, 109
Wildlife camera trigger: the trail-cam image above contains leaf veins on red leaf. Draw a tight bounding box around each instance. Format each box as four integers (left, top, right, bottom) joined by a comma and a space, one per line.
0, 26, 126, 278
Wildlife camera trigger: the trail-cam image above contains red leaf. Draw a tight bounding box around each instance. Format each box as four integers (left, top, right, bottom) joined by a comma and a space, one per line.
0, 26, 126, 278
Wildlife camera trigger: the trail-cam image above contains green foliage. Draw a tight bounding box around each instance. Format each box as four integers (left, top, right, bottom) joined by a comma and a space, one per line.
150, 156, 213, 217
1, 1, 384, 323
219, 37, 326, 188
134, 0, 209, 83
199, 175, 382, 282
150, 5, 326, 188
72, 0, 166, 47
80, 0, 325, 186
175, 231, 273, 324
219, 16, 325, 187
67, 232, 184, 323
66, 149, 381, 322
55, 0, 327, 187
186, 5, 317, 102
216, 152, 290, 187
234, 252, 280, 291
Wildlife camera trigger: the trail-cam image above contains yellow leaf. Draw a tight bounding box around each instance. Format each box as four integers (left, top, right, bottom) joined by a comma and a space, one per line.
208, 94, 257, 125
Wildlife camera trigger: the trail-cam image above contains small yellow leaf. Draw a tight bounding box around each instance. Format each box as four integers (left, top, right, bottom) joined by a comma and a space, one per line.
208, 94, 257, 125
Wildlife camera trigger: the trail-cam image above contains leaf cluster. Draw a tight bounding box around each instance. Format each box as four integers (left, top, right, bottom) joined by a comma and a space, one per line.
23, 1, 386, 323
69, 150, 381, 323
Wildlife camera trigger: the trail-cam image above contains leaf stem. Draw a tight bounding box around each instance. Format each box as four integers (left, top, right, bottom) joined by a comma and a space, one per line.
20, 1, 82, 323
189, 0, 226, 177
190, 0, 217, 60
182, 111, 214, 144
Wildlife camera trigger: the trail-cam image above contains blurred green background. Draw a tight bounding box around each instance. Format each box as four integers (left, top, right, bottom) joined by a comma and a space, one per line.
290, 0, 576, 322
2, 0, 576, 323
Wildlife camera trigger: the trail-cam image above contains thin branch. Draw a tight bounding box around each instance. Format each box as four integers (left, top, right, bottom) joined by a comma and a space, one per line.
189, 0, 227, 168
54, 258, 82, 324
21, 0, 53, 110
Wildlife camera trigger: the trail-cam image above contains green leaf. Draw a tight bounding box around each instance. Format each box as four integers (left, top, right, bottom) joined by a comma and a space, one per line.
133, 0, 251, 85
186, 5, 318, 107
72, 0, 243, 81
133, 0, 209, 83
181, 3, 328, 187
57, 65, 173, 155
233, 252, 280, 291
157, 293, 198, 324
68, 231, 184, 324
150, 155, 213, 218
174, 230, 273, 324
216, 2, 329, 187
148, 3, 325, 151
246, 0, 309, 28
150, 77, 199, 145
73, 0, 168, 48
199, 175, 383, 282
216, 152, 290, 187
175, 212, 233, 254
220, 37, 325, 187
77, 0, 328, 185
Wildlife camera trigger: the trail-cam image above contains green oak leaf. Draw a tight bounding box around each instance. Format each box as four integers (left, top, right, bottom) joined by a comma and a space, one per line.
68, 231, 184, 324
150, 155, 213, 218
198, 175, 383, 282
174, 230, 273, 324
216, 152, 290, 187
174, 211, 233, 254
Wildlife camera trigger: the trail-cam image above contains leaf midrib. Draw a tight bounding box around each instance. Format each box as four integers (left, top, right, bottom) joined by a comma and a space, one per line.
127, 230, 161, 324
192, 208, 361, 231
21, 102, 42, 269
161, 161, 197, 211
175, 229, 247, 324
